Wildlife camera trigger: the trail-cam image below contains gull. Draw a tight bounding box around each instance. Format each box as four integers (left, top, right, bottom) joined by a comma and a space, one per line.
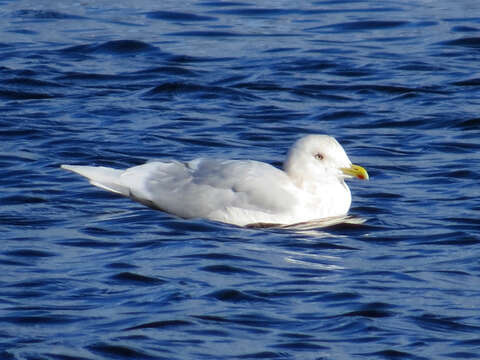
61, 135, 368, 227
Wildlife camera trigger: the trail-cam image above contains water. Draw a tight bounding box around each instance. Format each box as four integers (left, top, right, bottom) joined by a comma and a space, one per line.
1, 0, 480, 359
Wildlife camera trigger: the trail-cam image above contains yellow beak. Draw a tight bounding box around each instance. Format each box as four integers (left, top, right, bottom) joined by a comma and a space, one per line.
341, 164, 369, 180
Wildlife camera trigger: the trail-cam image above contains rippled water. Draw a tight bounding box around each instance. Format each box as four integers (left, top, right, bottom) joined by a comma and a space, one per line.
1, 1, 480, 359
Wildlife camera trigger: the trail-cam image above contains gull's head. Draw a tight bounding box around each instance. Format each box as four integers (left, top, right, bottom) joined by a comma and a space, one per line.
284, 135, 368, 185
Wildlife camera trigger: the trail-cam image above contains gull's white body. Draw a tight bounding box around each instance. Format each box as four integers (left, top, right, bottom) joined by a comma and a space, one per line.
61, 135, 367, 227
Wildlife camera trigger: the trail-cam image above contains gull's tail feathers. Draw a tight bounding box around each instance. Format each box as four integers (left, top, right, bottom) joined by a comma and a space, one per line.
61, 165, 130, 197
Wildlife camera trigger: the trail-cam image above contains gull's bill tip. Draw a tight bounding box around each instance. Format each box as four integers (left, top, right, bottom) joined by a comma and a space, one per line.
341, 164, 369, 180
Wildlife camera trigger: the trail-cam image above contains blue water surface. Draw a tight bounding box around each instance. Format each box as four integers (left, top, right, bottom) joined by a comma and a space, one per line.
1, 0, 480, 359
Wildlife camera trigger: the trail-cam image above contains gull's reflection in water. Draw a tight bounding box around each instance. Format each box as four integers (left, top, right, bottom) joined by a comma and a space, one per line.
247, 215, 366, 236
245, 215, 367, 272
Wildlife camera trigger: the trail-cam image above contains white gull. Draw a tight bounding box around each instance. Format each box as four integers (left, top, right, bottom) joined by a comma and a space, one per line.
61, 135, 368, 227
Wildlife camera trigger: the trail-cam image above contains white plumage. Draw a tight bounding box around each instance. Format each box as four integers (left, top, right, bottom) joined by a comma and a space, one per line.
61, 135, 368, 227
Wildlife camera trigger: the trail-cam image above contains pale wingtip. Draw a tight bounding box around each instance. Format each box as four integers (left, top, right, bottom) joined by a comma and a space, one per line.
60, 164, 79, 173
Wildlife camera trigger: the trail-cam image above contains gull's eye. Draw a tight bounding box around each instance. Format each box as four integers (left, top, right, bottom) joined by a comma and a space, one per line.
314, 153, 324, 160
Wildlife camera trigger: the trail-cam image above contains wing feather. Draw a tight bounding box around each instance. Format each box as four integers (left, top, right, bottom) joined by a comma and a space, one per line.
119, 159, 297, 219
